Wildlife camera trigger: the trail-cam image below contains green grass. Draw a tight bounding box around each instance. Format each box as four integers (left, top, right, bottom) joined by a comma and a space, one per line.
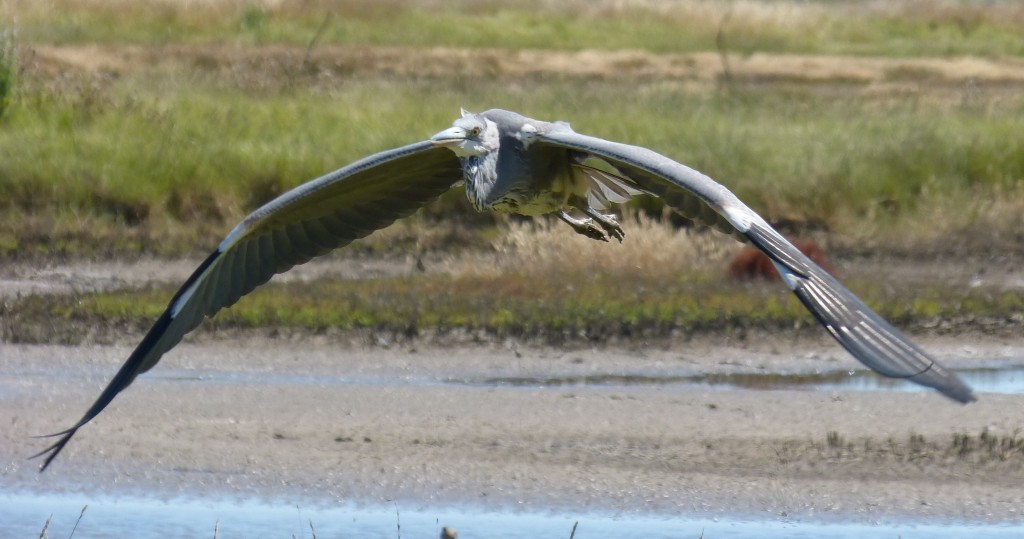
0, 25, 14, 121
3, 66, 1024, 257
3, 1, 1024, 260
4, 269, 1022, 345
12, 0, 1024, 57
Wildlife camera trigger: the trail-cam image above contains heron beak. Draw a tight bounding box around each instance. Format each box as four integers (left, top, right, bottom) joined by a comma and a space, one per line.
430, 126, 467, 147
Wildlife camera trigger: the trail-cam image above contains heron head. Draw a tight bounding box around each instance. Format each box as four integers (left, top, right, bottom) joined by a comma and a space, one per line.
431, 111, 498, 158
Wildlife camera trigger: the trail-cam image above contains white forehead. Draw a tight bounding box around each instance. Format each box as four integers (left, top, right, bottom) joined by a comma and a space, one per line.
451, 114, 486, 131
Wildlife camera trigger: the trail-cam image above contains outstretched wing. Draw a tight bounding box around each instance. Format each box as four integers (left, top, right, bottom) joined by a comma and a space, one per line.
536, 126, 975, 404
34, 141, 462, 470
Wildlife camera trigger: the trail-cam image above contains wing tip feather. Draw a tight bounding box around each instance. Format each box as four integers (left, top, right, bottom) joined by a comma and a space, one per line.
30, 427, 79, 472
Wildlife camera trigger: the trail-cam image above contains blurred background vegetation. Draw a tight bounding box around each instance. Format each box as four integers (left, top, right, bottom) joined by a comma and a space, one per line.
1, 1, 1024, 340
0, 0, 1022, 259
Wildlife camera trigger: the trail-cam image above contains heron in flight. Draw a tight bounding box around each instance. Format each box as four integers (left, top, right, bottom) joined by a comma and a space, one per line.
35, 108, 975, 471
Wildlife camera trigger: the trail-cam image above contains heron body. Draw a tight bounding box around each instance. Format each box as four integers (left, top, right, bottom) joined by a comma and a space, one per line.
34, 108, 976, 472
435, 109, 636, 240
438, 109, 572, 215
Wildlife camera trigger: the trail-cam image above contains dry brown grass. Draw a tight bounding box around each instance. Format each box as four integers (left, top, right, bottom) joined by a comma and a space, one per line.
844, 183, 1024, 253
446, 212, 736, 280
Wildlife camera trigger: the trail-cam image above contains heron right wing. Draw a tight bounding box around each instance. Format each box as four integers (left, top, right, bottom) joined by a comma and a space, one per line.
34, 141, 462, 471
535, 126, 976, 404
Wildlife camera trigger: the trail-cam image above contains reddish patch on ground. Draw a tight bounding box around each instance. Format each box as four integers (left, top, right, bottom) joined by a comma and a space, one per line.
727, 239, 835, 281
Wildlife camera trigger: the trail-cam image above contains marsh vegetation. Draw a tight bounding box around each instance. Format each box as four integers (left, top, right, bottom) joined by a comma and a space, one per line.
2, 0, 1023, 340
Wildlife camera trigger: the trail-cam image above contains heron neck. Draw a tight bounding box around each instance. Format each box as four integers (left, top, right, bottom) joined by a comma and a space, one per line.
461, 152, 499, 212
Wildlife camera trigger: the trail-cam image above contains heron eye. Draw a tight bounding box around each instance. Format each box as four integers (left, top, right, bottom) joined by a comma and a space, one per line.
470, 127, 481, 137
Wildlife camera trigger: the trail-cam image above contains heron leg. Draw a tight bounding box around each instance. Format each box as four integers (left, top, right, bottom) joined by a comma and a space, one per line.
556, 210, 608, 242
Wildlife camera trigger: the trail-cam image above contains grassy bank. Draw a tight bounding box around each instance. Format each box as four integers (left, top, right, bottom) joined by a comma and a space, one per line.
2, 1, 1024, 340
4, 261, 1023, 346
3, 67, 1024, 258
2, 1, 1024, 259
3, 218, 1023, 346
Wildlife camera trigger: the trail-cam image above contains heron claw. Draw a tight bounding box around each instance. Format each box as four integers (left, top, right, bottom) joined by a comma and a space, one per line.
592, 213, 625, 243
556, 210, 609, 242
573, 219, 609, 242
603, 219, 625, 243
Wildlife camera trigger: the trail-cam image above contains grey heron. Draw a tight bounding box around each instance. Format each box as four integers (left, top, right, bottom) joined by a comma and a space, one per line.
34, 108, 975, 471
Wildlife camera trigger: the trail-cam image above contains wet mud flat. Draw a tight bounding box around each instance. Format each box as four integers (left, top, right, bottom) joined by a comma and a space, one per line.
3, 336, 1024, 529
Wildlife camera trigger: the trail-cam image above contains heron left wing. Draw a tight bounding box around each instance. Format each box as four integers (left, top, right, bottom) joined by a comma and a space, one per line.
535, 126, 975, 404
34, 141, 462, 471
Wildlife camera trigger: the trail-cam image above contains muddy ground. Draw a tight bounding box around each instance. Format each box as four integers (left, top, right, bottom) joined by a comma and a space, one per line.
3, 338, 1024, 523
2, 256, 1024, 524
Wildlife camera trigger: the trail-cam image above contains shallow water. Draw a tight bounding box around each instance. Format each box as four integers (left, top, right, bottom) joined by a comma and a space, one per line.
122, 362, 1024, 397
473, 364, 1024, 395
3, 491, 1021, 539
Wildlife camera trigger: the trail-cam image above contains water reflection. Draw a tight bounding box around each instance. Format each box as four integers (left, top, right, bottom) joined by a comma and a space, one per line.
2, 491, 1020, 539
121, 361, 1024, 396
475, 365, 1024, 395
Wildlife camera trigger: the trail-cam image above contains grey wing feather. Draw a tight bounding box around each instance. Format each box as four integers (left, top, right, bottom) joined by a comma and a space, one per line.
571, 163, 646, 210
537, 127, 975, 404
33, 141, 462, 470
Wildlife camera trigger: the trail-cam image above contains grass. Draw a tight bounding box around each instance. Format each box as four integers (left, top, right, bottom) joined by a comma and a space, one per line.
2, 1, 1024, 259
816, 429, 1024, 465
950, 428, 1024, 461
2, 268, 800, 345
2, 1, 1024, 340
4, 218, 1022, 345
0, 25, 14, 121
0, 74, 468, 256
10, 0, 1024, 57
3, 64, 1024, 259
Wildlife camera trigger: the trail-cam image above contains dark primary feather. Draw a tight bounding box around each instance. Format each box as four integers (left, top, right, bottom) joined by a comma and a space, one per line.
743, 221, 971, 400
33, 142, 461, 471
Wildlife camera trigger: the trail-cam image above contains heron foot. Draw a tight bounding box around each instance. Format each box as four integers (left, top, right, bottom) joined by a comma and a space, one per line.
556, 210, 609, 242
582, 209, 625, 242
597, 214, 625, 242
